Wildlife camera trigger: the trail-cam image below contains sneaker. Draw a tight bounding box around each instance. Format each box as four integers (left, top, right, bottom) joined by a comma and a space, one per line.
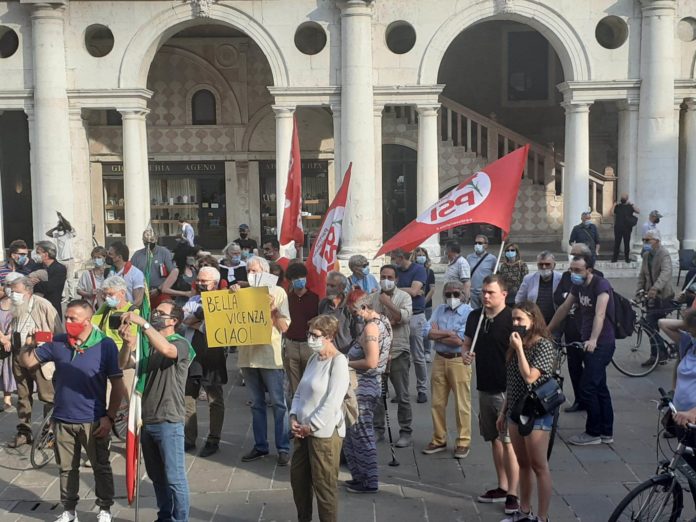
601, 435, 614, 444
453, 446, 470, 459
501, 511, 535, 522
346, 483, 378, 494
7, 432, 32, 448
564, 402, 585, 413
55, 511, 78, 522
344, 478, 360, 487
184, 442, 196, 452
198, 389, 208, 401
199, 441, 219, 458
96, 510, 112, 522
241, 448, 269, 462
394, 435, 412, 448
567, 432, 601, 446
277, 452, 290, 467
422, 442, 447, 455
477, 487, 507, 503
417, 392, 428, 403
504, 495, 520, 514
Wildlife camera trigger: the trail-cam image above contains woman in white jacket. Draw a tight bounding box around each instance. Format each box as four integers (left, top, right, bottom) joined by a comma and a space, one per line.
289, 314, 350, 522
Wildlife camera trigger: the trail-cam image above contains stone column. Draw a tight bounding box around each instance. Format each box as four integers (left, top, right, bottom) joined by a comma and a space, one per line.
338, 0, 379, 256
417, 104, 442, 257
562, 102, 591, 249
374, 105, 384, 246
30, 3, 73, 242
68, 109, 93, 263
273, 106, 294, 245
683, 99, 696, 249
617, 100, 640, 248
637, 0, 678, 252
331, 103, 341, 188
120, 109, 150, 253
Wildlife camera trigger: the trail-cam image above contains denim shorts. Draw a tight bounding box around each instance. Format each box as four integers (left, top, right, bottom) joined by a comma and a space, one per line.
518, 412, 554, 432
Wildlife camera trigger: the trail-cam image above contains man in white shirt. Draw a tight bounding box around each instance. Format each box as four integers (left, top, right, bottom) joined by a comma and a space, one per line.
106, 242, 145, 307
444, 241, 471, 298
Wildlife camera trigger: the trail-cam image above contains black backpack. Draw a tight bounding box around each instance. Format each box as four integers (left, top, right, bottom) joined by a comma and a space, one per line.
609, 291, 636, 340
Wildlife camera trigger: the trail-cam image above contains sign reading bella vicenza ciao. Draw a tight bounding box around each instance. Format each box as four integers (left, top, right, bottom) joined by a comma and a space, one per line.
201, 287, 272, 347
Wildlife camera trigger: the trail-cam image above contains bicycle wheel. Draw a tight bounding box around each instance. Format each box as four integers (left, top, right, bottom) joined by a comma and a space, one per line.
611, 324, 661, 377
608, 474, 683, 522
30, 413, 55, 469
547, 407, 561, 461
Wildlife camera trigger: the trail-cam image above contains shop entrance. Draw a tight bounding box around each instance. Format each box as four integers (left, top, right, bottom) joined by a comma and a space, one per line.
382, 144, 417, 242
0, 111, 33, 245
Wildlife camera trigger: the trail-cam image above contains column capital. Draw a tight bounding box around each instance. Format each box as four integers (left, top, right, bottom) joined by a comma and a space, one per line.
68, 107, 85, 121
561, 101, 592, 114
616, 99, 639, 111
639, 0, 676, 14
373, 104, 384, 117
338, 0, 374, 15
28, 2, 67, 21
684, 98, 696, 111
415, 104, 440, 117
271, 105, 295, 117
118, 108, 149, 119
329, 103, 341, 116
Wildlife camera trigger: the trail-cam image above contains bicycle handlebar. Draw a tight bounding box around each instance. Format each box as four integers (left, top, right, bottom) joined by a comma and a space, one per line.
553, 340, 585, 351
658, 387, 696, 430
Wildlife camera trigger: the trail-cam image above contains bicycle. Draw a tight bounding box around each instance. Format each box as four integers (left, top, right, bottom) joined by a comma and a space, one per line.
30, 407, 55, 469
611, 294, 686, 378
608, 388, 696, 521
547, 340, 583, 461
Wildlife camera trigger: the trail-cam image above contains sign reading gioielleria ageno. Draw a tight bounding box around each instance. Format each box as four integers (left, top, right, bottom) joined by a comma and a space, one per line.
200, 287, 272, 347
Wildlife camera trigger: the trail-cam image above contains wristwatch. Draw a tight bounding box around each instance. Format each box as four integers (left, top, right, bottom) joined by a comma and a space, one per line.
142, 322, 151, 331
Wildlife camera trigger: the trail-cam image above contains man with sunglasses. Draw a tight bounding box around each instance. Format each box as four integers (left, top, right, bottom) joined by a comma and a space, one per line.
422, 281, 473, 459
466, 235, 496, 309
0, 239, 35, 284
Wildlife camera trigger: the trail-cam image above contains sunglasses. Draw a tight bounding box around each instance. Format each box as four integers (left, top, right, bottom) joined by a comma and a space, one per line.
307, 332, 324, 341
475, 241, 486, 245
444, 292, 461, 298
538, 262, 553, 268
642, 238, 653, 243
506, 249, 516, 253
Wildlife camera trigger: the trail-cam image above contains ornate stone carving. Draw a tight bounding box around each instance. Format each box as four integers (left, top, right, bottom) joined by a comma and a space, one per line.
189, 0, 215, 18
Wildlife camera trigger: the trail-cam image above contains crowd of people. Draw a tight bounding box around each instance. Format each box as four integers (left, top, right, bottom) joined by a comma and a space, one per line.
0, 212, 693, 522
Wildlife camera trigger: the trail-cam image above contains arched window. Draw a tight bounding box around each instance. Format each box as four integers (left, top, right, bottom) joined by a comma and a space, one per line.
191, 89, 216, 125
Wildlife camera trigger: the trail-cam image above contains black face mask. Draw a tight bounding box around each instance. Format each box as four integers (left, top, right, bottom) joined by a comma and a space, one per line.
512, 325, 528, 337
654, 218, 661, 224
146, 242, 157, 251
620, 198, 627, 204
106, 257, 115, 266
239, 231, 248, 238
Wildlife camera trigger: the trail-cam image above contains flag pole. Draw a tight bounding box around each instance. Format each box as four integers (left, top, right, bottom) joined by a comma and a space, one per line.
469, 236, 506, 355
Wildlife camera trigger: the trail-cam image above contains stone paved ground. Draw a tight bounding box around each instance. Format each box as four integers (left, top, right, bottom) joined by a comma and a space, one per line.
0, 278, 694, 521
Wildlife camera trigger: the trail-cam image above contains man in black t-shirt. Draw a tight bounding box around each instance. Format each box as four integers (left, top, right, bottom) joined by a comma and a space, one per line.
234, 224, 258, 257
612, 194, 640, 263
463, 275, 519, 513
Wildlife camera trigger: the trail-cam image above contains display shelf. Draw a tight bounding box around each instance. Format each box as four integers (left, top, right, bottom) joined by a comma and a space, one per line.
151, 219, 200, 224
105, 220, 126, 224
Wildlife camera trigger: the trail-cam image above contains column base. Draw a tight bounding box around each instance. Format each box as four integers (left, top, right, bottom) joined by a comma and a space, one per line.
682, 239, 696, 250
420, 234, 441, 259
338, 239, 383, 261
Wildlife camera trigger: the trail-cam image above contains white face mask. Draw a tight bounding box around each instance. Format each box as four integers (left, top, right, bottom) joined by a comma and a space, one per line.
447, 297, 461, 310
307, 337, 324, 353
539, 269, 553, 280
10, 292, 24, 305
380, 279, 395, 292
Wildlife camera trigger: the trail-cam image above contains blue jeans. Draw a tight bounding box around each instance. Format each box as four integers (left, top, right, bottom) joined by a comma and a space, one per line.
242, 367, 290, 454
141, 422, 189, 522
580, 343, 615, 437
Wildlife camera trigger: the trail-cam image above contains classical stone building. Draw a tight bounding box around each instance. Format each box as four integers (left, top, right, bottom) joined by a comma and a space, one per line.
0, 0, 695, 262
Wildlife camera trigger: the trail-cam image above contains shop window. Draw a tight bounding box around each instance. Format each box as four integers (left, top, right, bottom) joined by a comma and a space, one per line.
505, 31, 551, 104
192, 89, 217, 125
0, 26, 19, 59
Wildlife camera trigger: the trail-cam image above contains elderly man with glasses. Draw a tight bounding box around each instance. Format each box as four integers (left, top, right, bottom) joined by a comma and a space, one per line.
516, 251, 563, 325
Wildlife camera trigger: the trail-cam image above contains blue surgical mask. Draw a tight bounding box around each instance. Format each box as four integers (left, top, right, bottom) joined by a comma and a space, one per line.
17, 255, 28, 266
643, 244, 653, 254
570, 273, 585, 286
94, 258, 105, 267
292, 278, 307, 290
362, 266, 370, 275
105, 296, 119, 308
231, 255, 241, 264
415, 255, 427, 265
505, 251, 516, 260
474, 244, 485, 255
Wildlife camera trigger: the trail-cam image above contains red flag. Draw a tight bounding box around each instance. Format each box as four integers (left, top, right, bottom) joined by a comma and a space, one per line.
375, 145, 529, 257
306, 163, 353, 298
279, 115, 304, 246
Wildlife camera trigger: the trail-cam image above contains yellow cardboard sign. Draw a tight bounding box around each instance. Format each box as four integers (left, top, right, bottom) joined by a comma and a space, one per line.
201, 287, 272, 347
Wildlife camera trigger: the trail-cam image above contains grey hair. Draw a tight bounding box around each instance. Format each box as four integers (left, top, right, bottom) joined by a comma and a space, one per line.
569, 242, 592, 256
443, 280, 465, 294
3, 272, 23, 286
10, 276, 34, 292
222, 241, 241, 257
644, 229, 662, 241
327, 271, 348, 293
537, 250, 555, 262
102, 275, 128, 293
35, 240, 57, 260
199, 266, 221, 282
246, 256, 270, 273
348, 255, 368, 270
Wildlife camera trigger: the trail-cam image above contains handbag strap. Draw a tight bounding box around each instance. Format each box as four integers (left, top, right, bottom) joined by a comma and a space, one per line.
470, 253, 491, 278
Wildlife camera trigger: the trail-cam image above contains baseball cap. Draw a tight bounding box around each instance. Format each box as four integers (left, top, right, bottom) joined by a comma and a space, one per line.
239, 224, 250, 230
649, 210, 663, 218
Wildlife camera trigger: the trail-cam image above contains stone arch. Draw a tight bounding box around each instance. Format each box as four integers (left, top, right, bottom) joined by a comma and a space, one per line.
382, 136, 418, 151
418, 0, 591, 84
242, 105, 274, 152
119, 3, 289, 89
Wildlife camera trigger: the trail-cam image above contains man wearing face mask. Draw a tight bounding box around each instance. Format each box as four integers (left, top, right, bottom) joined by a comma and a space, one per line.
466, 235, 497, 309
234, 224, 258, 257
19, 299, 126, 522
549, 254, 616, 446
642, 209, 662, 237
318, 272, 354, 354
7, 276, 60, 449
371, 264, 414, 447
131, 229, 175, 306
422, 281, 473, 459
182, 266, 228, 457
347, 255, 379, 293
106, 242, 145, 307
390, 249, 429, 404
516, 251, 562, 325
284, 263, 319, 396
30, 240, 67, 318
0, 240, 35, 284
219, 242, 249, 287
612, 194, 639, 263
637, 229, 673, 366
569, 211, 600, 264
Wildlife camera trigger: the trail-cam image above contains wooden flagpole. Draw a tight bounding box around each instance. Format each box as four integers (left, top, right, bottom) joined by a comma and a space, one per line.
469, 237, 506, 355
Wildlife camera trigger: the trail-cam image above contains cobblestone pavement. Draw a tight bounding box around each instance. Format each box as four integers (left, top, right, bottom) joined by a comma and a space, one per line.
0, 278, 693, 521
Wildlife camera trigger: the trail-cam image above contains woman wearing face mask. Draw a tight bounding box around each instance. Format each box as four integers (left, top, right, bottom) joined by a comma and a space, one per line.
497, 302, 555, 522
342, 289, 392, 494
289, 315, 350, 522
77, 246, 110, 310
218, 242, 249, 288
161, 243, 200, 307
497, 244, 528, 306
347, 255, 379, 293
0, 273, 20, 411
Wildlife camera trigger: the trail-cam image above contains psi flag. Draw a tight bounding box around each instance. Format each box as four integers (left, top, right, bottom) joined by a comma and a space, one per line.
279, 114, 304, 246
375, 145, 529, 257
306, 163, 352, 299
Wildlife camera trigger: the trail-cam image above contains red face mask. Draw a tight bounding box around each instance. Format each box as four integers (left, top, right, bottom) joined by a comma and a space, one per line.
65, 321, 85, 346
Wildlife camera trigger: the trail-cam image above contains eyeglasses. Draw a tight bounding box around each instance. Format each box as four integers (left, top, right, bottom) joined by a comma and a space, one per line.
506, 249, 516, 253
642, 238, 652, 243
537, 263, 553, 268
152, 311, 173, 319
444, 292, 461, 298
307, 332, 324, 341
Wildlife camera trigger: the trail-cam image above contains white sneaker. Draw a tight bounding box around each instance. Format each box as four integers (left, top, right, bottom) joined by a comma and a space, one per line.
96, 510, 111, 522
55, 511, 78, 522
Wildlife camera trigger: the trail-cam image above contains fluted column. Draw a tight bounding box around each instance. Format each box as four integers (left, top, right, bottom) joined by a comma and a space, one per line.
417, 104, 442, 256
120, 109, 151, 253
273, 106, 295, 245
617, 100, 640, 248
637, 0, 678, 251
69, 109, 92, 263
562, 102, 591, 249
331, 103, 341, 188
338, 0, 378, 256
683, 99, 696, 248
30, 3, 73, 241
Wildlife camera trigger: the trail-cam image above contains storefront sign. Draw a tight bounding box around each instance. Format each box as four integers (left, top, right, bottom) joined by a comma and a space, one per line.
103, 161, 224, 177
201, 287, 272, 347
